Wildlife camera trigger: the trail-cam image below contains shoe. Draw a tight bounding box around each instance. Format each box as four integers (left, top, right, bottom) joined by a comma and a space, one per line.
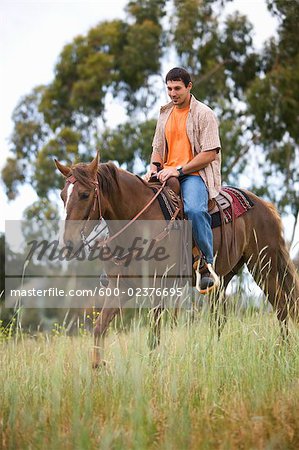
195, 263, 220, 294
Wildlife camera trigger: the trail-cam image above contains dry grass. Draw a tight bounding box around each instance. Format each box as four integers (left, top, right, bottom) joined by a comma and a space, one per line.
1, 310, 299, 449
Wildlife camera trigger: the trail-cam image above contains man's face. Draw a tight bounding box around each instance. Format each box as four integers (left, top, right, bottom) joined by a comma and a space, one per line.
166, 80, 192, 108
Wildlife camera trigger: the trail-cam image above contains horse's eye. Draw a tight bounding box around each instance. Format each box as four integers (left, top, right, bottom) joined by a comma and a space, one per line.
79, 192, 90, 200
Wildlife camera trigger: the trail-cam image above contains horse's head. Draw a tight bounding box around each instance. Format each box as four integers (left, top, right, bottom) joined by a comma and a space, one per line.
55, 153, 101, 249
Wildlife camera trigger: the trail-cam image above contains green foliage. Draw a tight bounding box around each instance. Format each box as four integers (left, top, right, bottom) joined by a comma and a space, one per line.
97, 119, 156, 171
39, 8, 165, 128
23, 199, 60, 223
217, 105, 250, 184
11, 86, 49, 159
120, 20, 162, 92
247, 57, 299, 145
267, 0, 299, 60
173, 0, 204, 67
1, 157, 25, 200
126, 0, 166, 23
245, 0, 299, 215
39, 24, 122, 128
185, 10, 259, 105
34, 128, 81, 196
218, 13, 260, 97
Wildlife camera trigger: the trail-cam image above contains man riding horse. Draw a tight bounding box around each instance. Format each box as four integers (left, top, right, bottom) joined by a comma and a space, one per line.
145, 67, 221, 293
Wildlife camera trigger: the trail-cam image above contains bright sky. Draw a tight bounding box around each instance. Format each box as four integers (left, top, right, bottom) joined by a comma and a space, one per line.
2, 0, 297, 252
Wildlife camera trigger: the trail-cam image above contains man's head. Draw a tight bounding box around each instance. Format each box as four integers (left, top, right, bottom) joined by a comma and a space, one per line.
165, 67, 192, 87
165, 67, 192, 108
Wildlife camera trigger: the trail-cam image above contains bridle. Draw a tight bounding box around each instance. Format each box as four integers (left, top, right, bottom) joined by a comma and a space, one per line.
65, 174, 103, 247
66, 174, 103, 221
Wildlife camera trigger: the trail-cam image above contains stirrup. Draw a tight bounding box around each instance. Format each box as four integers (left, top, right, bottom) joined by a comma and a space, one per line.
193, 253, 206, 272
195, 261, 220, 294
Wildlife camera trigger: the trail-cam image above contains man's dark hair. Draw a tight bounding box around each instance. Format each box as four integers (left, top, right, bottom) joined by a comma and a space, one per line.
165, 67, 192, 87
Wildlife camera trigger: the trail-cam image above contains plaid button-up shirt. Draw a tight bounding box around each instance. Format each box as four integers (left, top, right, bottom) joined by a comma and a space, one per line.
152, 95, 221, 199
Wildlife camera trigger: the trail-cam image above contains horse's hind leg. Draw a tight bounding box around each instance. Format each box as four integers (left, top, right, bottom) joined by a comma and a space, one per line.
210, 259, 245, 338
245, 248, 290, 342
92, 307, 119, 368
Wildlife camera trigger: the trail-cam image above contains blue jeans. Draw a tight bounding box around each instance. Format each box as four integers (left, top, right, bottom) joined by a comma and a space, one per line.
180, 175, 214, 264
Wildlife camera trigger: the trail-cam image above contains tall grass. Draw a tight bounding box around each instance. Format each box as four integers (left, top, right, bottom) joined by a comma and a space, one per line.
1, 309, 299, 449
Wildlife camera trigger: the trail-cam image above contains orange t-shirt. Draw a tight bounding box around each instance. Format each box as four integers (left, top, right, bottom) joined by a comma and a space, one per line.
164, 105, 198, 175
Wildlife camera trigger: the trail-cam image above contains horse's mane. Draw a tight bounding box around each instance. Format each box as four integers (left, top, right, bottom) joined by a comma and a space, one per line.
70, 162, 120, 195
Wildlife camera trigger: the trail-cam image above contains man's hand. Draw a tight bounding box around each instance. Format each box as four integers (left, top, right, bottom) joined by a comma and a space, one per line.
157, 167, 179, 182
143, 170, 157, 182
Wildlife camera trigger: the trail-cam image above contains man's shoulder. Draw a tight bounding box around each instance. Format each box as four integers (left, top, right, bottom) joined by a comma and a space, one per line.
160, 101, 173, 113
190, 96, 216, 117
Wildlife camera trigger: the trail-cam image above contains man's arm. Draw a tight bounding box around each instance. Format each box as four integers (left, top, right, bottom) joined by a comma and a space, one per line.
156, 149, 217, 182
178, 149, 217, 175
143, 151, 164, 181
143, 114, 165, 181
150, 151, 164, 172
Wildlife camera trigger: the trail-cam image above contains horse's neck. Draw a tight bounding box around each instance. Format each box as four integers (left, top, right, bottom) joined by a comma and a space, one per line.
104, 171, 153, 221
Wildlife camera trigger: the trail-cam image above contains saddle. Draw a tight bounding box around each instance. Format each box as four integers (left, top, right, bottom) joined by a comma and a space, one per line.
147, 176, 184, 220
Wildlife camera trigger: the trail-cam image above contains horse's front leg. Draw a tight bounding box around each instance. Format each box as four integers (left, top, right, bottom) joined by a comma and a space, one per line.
92, 307, 119, 368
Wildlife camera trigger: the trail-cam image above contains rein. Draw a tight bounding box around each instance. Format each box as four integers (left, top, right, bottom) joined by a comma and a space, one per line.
66, 173, 180, 255
98, 180, 167, 247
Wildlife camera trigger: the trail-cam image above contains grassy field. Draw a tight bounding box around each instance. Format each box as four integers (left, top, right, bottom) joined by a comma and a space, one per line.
1, 310, 299, 450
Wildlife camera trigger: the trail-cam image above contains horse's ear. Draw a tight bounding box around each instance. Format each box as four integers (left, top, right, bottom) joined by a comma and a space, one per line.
54, 159, 71, 177
89, 152, 100, 176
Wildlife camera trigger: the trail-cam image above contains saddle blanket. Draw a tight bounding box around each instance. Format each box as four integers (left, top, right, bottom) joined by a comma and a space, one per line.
211, 186, 254, 228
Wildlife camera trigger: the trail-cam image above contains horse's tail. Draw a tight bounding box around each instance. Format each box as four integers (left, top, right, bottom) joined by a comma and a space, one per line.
267, 202, 299, 321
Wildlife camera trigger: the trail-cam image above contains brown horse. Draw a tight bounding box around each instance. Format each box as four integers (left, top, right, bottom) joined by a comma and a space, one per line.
55, 154, 299, 367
